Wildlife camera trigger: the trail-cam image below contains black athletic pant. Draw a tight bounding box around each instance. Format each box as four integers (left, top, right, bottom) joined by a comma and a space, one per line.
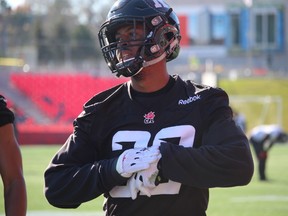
250, 135, 270, 181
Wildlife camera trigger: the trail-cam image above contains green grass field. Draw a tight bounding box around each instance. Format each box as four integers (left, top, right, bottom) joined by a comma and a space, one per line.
207, 143, 288, 216
1, 144, 288, 215
219, 78, 288, 132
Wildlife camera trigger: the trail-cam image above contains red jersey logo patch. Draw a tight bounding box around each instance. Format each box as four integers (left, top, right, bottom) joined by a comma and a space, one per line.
144, 111, 155, 124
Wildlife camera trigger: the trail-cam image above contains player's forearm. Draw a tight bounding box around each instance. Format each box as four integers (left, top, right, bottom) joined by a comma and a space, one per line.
44, 158, 126, 208
160, 140, 253, 188
159, 120, 254, 188
162, 142, 253, 188
5, 178, 27, 216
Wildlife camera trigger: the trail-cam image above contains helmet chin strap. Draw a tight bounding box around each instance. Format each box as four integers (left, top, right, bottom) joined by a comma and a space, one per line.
115, 38, 179, 77
115, 53, 165, 77
115, 56, 144, 77
143, 51, 167, 68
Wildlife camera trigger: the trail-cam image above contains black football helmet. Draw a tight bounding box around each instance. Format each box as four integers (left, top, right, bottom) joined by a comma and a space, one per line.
98, 0, 181, 77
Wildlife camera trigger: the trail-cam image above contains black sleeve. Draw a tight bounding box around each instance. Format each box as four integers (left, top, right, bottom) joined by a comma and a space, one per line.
0, 95, 15, 126
44, 111, 127, 208
159, 88, 254, 188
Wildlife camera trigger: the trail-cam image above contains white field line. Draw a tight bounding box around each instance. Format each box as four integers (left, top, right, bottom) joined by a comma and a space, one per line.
0, 211, 105, 216
231, 195, 288, 202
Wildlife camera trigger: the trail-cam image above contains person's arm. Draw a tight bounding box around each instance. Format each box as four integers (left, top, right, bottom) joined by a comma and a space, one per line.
44, 114, 127, 208
160, 118, 254, 188
159, 89, 254, 188
0, 123, 27, 216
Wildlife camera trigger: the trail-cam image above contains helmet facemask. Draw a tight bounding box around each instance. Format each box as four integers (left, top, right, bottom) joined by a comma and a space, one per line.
98, 10, 181, 77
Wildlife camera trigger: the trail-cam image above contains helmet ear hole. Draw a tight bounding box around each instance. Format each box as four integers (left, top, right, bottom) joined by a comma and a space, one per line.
142, 24, 180, 61
165, 32, 175, 41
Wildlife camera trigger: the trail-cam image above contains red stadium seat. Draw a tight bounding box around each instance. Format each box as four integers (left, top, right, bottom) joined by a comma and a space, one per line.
10, 73, 127, 123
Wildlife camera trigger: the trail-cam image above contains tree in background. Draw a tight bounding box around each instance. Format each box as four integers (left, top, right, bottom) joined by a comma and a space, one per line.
35, 19, 52, 65
51, 21, 71, 65
0, 0, 11, 56
71, 24, 97, 62
1, 0, 113, 71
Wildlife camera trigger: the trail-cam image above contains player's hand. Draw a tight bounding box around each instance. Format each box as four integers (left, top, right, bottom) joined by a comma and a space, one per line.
128, 172, 152, 200
127, 157, 161, 200
116, 146, 161, 178
137, 159, 160, 188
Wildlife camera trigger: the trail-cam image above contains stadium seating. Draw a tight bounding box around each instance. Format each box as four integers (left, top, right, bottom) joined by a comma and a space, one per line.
10, 73, 126, 123
9, 73, 127, 144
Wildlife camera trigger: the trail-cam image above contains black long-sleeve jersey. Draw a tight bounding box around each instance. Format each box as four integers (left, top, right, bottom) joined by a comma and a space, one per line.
44, 75, 254, 216
0, 95, 14, 126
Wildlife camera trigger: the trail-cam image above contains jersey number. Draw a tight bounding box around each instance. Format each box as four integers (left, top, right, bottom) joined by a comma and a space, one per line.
110, 125, 195, 198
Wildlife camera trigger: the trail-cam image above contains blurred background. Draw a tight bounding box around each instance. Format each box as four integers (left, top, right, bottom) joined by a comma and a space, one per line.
1, 0, 288, 215
0, 0, 288, 145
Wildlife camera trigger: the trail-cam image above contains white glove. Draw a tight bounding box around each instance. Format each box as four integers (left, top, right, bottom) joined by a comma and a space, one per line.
116, 147, 160, 178
127, 157, 161, 200
138, 160, 160, 188
128, 172, 152, 200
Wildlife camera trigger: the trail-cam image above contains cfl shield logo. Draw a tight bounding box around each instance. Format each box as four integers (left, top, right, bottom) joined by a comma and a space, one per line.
144, 111, 155, 124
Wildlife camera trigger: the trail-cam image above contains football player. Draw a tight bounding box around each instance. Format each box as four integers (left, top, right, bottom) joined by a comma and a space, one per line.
44, 0, 254, 215
249, 124, 287, 181
0, 95, 27, 216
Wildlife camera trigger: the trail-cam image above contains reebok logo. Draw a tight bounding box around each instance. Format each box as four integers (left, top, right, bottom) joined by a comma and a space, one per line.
178, 95, 201, 105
